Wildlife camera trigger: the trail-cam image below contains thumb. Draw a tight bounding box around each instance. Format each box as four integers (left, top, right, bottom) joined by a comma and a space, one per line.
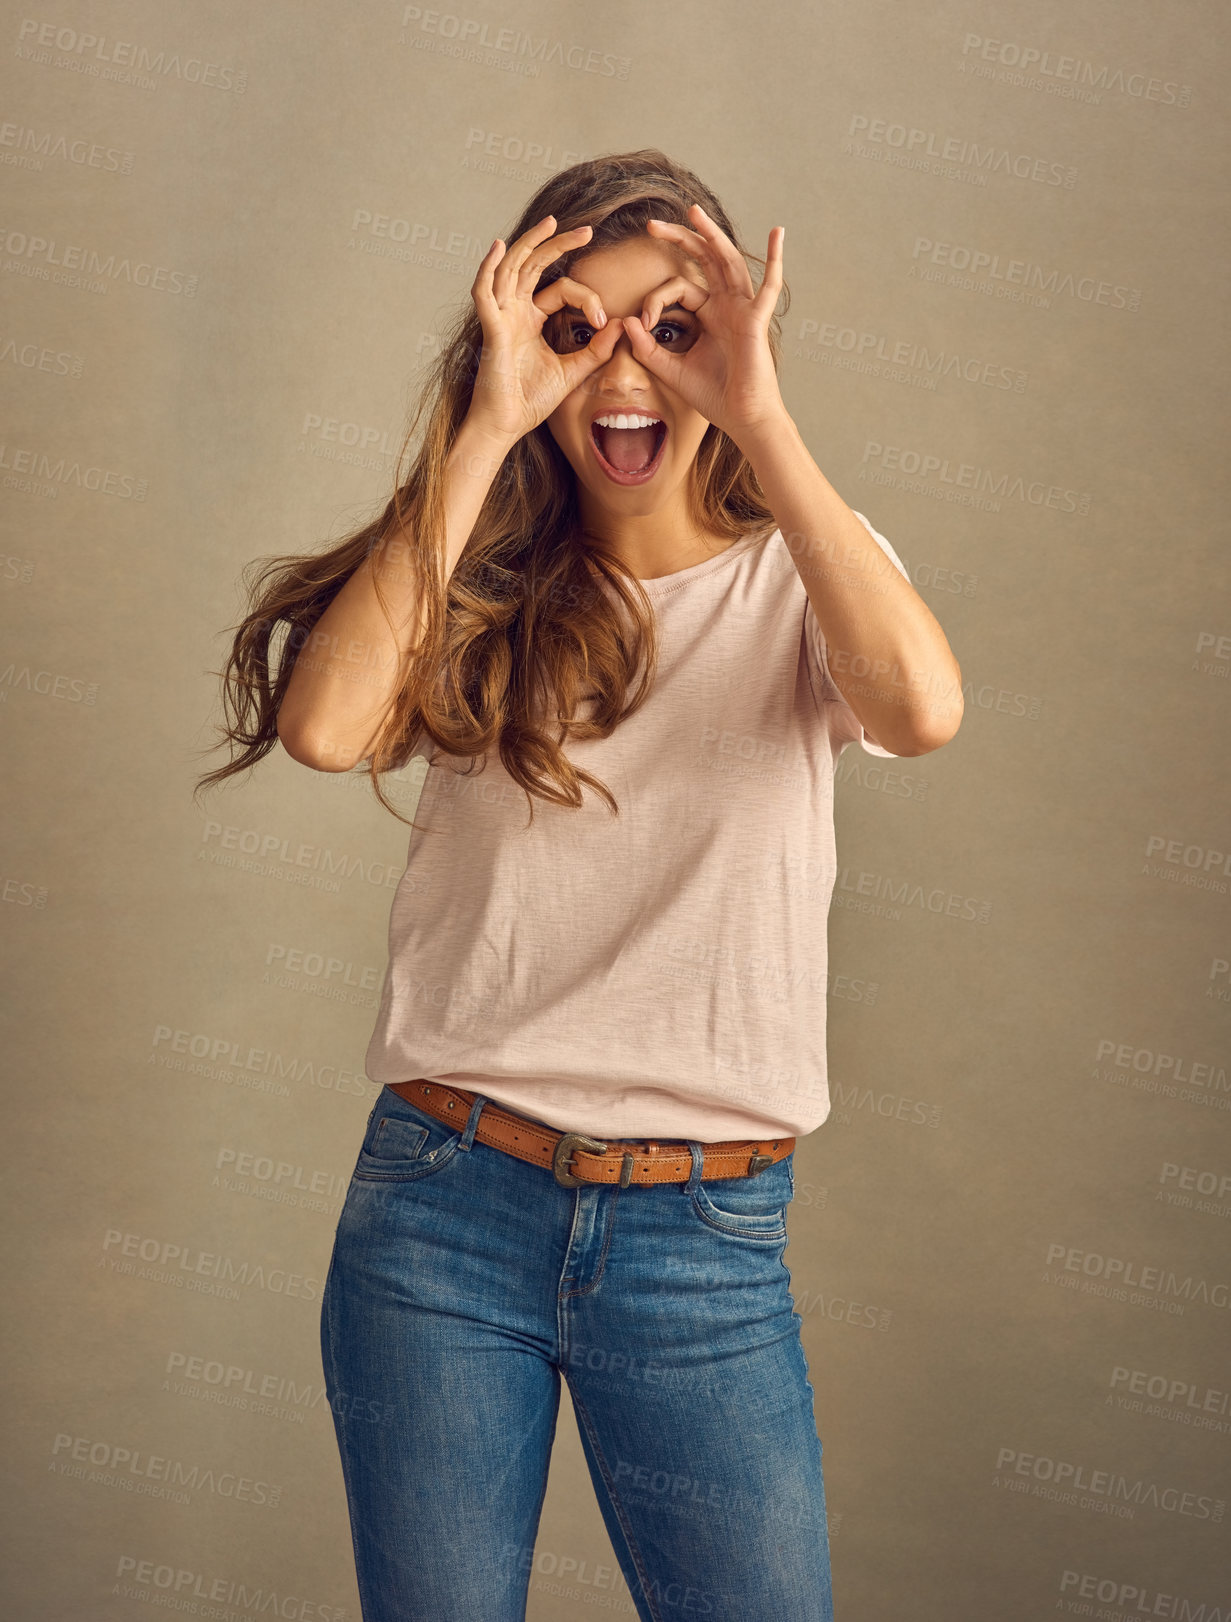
626, 313, 684, 382
558, 315, 623, 389
620, 317, 684, 394
621, 315, 665, 371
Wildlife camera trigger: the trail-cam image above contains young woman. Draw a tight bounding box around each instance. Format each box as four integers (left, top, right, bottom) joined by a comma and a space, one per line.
201, 149, 962, 1622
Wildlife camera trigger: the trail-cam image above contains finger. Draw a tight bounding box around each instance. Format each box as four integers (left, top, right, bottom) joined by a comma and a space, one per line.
619, 314, 677, 382
494, 215, 589, 306
489, 215, 554, 304
750, 226, 785, 318
515, 227, 594, 300
470, 237, 506, 317
532, 274, 608, 335
502, 215, 593, 304
648, 204, 752, 298
686, 202, 756, 297
636, 276, 707, 335
555, 316, 625, 388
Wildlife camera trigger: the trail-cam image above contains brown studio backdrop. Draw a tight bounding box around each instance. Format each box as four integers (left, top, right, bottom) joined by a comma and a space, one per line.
2, 1, 1227, 1617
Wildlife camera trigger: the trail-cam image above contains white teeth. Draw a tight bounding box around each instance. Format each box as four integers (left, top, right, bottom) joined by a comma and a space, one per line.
593, 413, 662, 430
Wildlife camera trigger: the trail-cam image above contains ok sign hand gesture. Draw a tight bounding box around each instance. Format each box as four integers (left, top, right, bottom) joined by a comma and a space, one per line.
616, 205, 788, 446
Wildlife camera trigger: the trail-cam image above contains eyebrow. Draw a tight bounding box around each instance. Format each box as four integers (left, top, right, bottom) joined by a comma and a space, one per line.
560, 301, 694, 321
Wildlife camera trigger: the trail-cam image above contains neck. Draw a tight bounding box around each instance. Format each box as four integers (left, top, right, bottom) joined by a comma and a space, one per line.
577, 488, 733, 582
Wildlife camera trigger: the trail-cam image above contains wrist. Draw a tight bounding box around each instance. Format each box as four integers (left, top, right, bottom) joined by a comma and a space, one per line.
729, 405, 797, 461
451, 416, 518, 478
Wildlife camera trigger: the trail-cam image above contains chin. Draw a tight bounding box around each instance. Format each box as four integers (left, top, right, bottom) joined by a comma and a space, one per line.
586, 470, 678, 512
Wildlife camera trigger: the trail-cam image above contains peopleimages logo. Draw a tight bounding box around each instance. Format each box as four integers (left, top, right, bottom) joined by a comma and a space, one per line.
113, 1556, 344, 1619
1095, 1038, 1228, 1091
15, 18, 247, 92
101, 1228, 322, 1302
1059, 1570, 1224, 1620
909, 235, 1141, 310
995, 1448, 1224, 1521
50, 1434, 281, 1507
1110, 1365, 1231, 1419
0, 224, 198, 294
1044, 1243, 1231, 1310
959, 35, 1194, 107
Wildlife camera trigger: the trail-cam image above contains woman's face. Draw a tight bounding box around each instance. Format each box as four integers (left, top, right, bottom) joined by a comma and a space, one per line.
542, 235, 711, 527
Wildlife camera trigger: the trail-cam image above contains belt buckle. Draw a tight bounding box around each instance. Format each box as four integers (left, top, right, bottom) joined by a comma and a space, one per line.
746, 1153, 773, 1177
552, 1132, 609, 1187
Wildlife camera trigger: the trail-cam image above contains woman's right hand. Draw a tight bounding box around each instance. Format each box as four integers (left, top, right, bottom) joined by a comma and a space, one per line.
465, 215, 624, 446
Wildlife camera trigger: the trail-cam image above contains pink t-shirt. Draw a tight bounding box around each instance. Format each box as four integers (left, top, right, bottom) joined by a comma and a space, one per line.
364, 511, 910, 1142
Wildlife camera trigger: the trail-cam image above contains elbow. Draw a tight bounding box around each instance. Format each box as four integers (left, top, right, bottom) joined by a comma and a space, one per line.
276, 719, 363, 773
884, 689, 964, 757
902, 697, 964, 757
906, 660, 965, 755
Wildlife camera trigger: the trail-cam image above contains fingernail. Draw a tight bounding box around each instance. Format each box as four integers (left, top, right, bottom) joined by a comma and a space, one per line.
597, 310, 607, 326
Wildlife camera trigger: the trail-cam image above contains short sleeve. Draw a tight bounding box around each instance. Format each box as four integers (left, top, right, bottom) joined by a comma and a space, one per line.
357, 726, 428, 772
804, 510, 912, 758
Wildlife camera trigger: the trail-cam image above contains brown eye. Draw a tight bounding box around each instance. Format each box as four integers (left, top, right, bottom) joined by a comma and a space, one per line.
652, 321, 696, 351
546, 318, 592, 354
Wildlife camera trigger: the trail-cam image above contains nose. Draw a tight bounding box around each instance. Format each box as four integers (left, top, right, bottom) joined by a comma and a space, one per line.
592, 326, 651, 392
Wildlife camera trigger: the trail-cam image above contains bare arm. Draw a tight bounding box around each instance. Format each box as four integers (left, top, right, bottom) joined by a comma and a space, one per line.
279, 214, 632, 772
616, 208, 963, 756
277, 420, 513, 772
740, 412, 963, 755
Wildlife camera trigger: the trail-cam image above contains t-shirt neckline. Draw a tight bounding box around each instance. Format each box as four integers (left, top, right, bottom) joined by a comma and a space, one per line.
634, 529, 768, 596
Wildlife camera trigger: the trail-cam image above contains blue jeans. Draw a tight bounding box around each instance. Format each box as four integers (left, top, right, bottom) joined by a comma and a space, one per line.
320, 1085, 834, 1622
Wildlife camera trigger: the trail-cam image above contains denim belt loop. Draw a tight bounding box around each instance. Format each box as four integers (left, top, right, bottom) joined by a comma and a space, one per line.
684, 1140, 705, 1194
459, 1093, 488, 1152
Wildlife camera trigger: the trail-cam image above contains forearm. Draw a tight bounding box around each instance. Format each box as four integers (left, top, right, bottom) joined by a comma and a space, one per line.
278, 418, 514, 771
737, 411, 964, 754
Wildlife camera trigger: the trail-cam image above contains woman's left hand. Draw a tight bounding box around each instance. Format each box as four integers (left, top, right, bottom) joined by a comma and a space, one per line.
619, 204, 787, 445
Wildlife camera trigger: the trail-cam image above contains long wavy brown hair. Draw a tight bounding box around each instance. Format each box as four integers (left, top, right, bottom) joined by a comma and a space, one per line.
194, 148, 789, 828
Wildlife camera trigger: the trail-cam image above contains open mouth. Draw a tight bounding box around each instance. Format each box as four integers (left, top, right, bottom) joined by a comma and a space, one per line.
589, 415, 668, 486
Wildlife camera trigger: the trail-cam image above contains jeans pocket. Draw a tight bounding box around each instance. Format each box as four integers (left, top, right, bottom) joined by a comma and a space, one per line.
688, 1154, 793, 1241
351, 1088, 463, 1184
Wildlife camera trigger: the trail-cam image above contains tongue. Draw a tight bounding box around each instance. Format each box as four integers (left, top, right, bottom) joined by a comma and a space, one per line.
600, 424, 657, 473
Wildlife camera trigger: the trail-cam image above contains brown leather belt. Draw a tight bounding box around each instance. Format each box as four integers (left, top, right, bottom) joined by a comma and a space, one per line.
386, 1079, 794, 1189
